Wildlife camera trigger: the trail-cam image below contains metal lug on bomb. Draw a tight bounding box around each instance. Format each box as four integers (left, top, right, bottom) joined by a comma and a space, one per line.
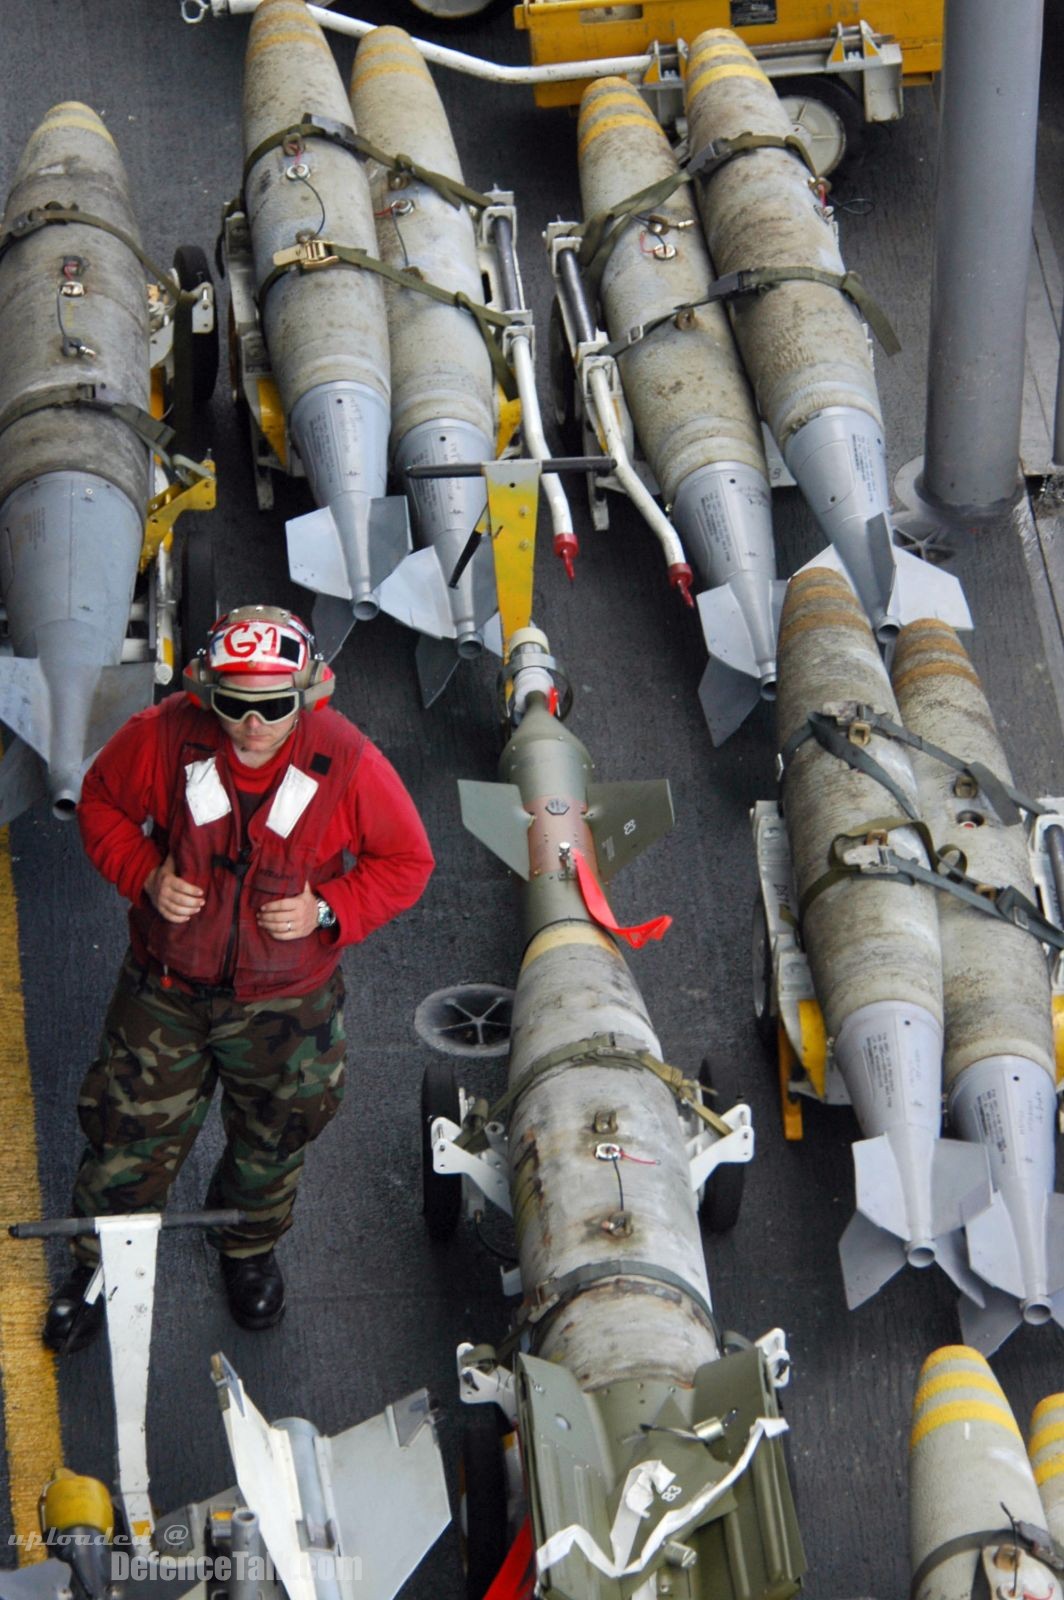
0, 102, 218, 824
421, 625, 803, 1600
684, 30, 969, 641
766, 568, 992, 1309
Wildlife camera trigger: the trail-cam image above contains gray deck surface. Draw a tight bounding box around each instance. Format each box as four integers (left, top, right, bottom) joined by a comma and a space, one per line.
1, 4, 1064, 1598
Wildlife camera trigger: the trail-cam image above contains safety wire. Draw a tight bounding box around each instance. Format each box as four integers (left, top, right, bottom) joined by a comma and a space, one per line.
375, 198, 414, 270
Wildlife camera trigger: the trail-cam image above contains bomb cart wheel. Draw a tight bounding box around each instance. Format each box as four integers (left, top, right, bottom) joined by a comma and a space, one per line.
751, 892, 777, 1051
179, 523, 217, 672
697, 1057, 746, 1234
421, 1060, 463, 1241
460, 1409, 510, 1600
778, 76, 865, 179
173, 245, 220, 407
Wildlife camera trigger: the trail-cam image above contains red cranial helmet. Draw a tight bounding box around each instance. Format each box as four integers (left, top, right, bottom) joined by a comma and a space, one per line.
183, 605, 335, 709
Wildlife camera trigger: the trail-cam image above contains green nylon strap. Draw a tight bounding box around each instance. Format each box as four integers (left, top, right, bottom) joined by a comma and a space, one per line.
259, 239, 517, 399
782, 710, 922, 823
576, 129, 816, 288
0, 205, 197, 307
241, 113, 494, 215
454, 1035, 727, 1154
599, 264, 900, 359
0, 383, 176, 462
848, 706, 1046, 824
798, 813, 935, 920
799, 817, 1064, 951
908, 1528, 1059, 1600
783, 705, 1048, 826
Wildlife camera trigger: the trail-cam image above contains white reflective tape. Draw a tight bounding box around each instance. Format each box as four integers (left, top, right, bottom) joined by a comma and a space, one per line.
534, 1416, 788, 1581
184, 757, 232, 825
265, 766, 319, 838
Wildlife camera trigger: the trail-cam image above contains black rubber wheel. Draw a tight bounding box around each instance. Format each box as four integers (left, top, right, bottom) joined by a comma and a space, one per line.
179, 523, 217, 673
698, 1057, 746, 1234
778, 76, 865, 178
396, 0, 509, 28
460, 1410, 509, 1600
173, 244, 220, 406
421, 1061, 462, 1241
751, 892, 776, 1052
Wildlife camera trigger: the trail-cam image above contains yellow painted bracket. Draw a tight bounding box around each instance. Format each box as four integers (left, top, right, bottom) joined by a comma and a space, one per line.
796, 997, 828, 1098
777, 1023, 804, 1142
482, 458, 541, 653
1054, 993, 1064, 1087
140, 459, 217, 573
256, 376, 287, 468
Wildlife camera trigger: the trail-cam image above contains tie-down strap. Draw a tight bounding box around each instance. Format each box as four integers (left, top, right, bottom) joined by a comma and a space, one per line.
909, 1521, 1064, 1600
0, 381, 191, 474
258, 235, 517, 400
598, 263, 899, 359
780, 705, 1049, 827
453, 1034, 732, 1155
242, 112, 495, 215
0, 204, 200, 308
785, 709, 1064, 949
577, 129, 816, 286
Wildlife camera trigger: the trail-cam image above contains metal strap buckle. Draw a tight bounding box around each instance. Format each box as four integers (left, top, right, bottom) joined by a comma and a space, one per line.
272, 238, 339, 272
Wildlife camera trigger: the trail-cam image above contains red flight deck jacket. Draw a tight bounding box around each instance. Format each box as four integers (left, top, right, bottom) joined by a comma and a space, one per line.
77, 695, 434, 1000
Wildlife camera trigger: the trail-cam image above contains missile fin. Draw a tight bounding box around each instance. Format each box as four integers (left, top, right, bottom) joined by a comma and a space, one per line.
285, 506, 353, 600
471, 537, 499, 633
932, 1225, 986, 1306
585, 780, 675, 883
931, 1138, 994, 1238
1048, 1192, 1064, 1295
367, 494, 413, 592
888, 543, 973, 631
458, 780, 531, 879
697, 655, 763, 746
85, 664, 157, 761
839, 1209, 907, 1307
311, 594, 357, 663
0, 657, 51, 758
415, 635, 460, 709
850, 1134, 908, 1241
696, 583, 759, 677
378, 547, 455, 640
0, 737, 48, 826
864, 512, 901, 624
958, 1285, 1024, 1356
482, 612, 503, 658
962, 1188, 1025, 1298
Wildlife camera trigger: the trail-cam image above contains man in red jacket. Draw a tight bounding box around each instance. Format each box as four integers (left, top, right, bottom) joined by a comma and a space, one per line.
45, 605, 434, 1351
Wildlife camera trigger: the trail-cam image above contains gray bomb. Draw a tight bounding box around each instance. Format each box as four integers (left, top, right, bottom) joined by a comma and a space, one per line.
577, 77, 783, 745
910, 1347, 1057, 1600
685, 31, 967, 640
892, 620, 1063, 1352
776, 569, 989, 1306
0, 102, 155, 820
454, 628, 803, 1598
350, 26, 498, 707
242, 0, 409, 656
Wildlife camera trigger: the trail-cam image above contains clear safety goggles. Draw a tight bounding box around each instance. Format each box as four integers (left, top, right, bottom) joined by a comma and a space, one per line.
210, 686, 301, 725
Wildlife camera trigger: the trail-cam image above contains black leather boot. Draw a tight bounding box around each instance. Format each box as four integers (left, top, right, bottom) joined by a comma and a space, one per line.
220, 1250, 286, 1330
43, 1261, 105, 1353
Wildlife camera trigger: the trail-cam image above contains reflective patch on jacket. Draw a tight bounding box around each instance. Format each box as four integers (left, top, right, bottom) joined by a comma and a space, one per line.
184, 757, 233, 825
265, 766, 320, 839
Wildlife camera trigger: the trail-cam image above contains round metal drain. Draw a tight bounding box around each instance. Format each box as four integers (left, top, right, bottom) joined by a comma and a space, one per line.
415, 983, 514, 1058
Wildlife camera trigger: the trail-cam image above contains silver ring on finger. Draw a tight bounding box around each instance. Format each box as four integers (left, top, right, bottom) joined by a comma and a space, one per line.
287, 920, 293, 932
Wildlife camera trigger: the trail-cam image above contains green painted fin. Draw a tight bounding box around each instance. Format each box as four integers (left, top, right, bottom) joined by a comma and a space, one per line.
585, 779, 674, 884
458, 779, 532, 879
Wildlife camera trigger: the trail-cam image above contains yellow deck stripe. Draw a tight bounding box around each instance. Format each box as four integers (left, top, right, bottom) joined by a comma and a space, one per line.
0, 826, 63, 1563
910, 1399, 1022, 1450
688, 62, 770, 99
914, 1370, 1004, 1408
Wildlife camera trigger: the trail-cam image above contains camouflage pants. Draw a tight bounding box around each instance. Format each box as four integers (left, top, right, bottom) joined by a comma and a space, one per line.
71, 951, 346, 1262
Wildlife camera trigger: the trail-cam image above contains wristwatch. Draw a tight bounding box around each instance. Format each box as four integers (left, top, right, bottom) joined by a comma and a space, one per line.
316, 897, 337, 930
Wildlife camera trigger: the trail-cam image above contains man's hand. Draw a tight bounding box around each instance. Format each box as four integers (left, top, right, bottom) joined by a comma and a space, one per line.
258, 880, 319, 941
144, 854, 206, 923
